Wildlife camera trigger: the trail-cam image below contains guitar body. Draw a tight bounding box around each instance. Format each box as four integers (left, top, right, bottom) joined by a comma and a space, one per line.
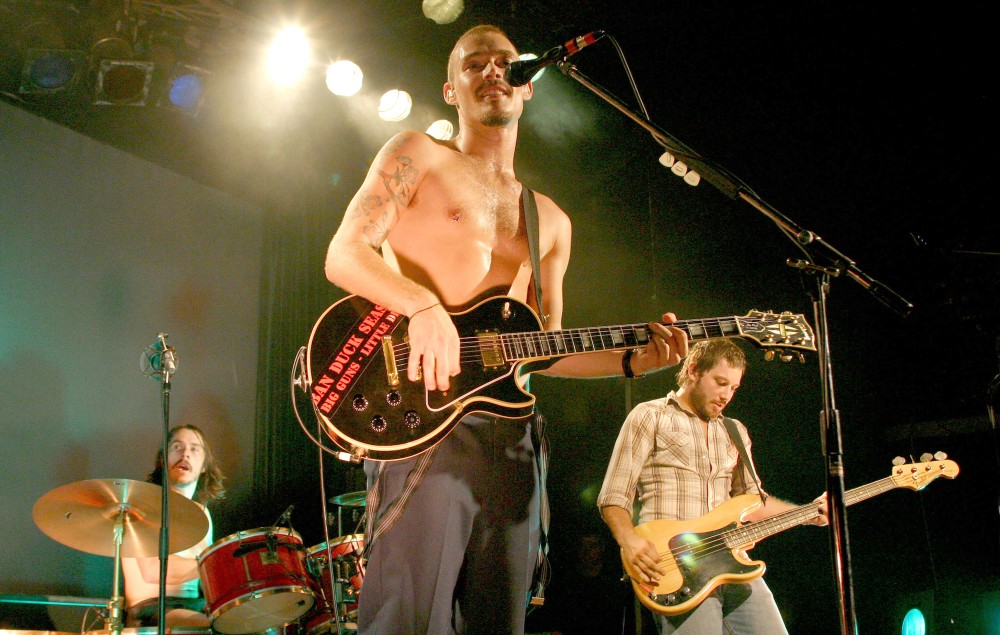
306, 295, 544, 460
625, 494, 765, 617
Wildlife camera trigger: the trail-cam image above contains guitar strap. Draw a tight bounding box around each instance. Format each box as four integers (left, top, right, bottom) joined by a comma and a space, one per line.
722, 417, 767, 504
521, 186, 552, 610
521, 187, 546, 327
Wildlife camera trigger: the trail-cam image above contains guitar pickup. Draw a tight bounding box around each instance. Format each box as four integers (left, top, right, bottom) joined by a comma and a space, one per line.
476, 330, 504, 369
382, 335, 400, 387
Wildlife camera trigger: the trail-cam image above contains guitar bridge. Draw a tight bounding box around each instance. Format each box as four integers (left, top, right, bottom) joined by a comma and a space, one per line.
382, 335, 400, 387
476, 330, 504, 369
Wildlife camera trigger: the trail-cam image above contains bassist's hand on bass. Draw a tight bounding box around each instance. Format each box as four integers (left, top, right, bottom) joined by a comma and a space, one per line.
621, 529, 666, 586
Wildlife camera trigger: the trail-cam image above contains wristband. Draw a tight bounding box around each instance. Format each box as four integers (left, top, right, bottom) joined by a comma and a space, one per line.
622, 348, 644, 379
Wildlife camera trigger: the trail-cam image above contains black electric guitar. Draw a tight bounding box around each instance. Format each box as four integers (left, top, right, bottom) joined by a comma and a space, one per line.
623, 457, 960, 617
304, 294, 815, 460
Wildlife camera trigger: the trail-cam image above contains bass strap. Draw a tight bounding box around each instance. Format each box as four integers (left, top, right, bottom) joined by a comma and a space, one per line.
722, 417, 767, 504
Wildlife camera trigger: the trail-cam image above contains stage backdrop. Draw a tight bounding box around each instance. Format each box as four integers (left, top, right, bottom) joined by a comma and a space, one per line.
0, 100, 263, 627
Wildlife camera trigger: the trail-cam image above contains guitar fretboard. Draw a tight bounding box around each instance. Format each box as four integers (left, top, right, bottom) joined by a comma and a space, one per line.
724, 476, 902, 547
499, 317, 747, 361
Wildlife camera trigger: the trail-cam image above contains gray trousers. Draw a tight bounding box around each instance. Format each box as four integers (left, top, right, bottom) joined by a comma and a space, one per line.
357, 415, 540, 635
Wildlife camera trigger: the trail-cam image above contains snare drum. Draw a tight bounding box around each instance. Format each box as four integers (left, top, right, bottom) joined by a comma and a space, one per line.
303, 534, 365, 633
198, 527, 315, 634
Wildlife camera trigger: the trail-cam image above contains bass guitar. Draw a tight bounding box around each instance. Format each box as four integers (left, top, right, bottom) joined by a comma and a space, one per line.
305, 294, 815, 460
623, 457, 959, 617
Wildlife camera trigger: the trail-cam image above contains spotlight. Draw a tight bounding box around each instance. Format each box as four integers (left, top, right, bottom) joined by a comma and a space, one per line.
161, 63, 209, 115
94, 59, 154, 105
422, 0, 464, 24
19, 48, 84, 94
378, 89, 412, 122
426, 119, 453, 140
325, 60, 362, 96
267, 27, 310, 86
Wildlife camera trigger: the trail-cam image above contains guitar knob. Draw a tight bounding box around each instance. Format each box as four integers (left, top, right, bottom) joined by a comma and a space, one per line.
679, 586, 691, 597
665, 594, 676, 604
403, 410, 421, 429
386, 390, 402, 406
352, 395, 369, 412
371, 415, 387, 433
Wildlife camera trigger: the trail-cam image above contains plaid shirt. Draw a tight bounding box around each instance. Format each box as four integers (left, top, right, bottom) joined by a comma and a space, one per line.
597, 391, 761, 525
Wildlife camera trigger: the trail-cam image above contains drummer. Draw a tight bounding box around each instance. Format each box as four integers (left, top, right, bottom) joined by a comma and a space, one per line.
122, 425, 226, 627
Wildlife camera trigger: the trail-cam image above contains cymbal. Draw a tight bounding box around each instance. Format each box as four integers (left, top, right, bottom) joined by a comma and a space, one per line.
329, 490, 367, 507
32, 478, 209, 558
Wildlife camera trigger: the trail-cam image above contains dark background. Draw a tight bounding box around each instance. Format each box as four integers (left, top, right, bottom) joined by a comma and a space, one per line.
2, 1, 997, 633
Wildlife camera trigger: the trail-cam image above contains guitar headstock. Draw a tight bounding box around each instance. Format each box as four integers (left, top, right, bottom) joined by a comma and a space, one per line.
889, 456, 960, 490
737, 311, 817, 359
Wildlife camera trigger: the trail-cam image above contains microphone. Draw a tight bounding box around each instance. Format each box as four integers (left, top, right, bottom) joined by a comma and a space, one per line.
504, 30, 607, 87
142, 333, 178, 379
157, 333, 177, 374
275, 504, 295, 527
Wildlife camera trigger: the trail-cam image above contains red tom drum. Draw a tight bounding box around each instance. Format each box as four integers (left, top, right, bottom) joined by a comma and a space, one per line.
198, 527, 315, 634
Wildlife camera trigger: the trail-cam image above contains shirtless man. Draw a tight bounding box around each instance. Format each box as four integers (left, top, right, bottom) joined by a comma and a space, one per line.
324, 24, 688, 634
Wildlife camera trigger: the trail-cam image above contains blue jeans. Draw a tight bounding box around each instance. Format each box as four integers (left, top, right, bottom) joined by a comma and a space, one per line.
654, 578, 787, 635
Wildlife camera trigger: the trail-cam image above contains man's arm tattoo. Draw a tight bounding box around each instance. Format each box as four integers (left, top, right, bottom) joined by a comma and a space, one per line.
353, 154, 420, 248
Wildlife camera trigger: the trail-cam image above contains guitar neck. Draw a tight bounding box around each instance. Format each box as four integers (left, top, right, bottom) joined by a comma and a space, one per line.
501, 317, 744, 361
726, 476, 901, 547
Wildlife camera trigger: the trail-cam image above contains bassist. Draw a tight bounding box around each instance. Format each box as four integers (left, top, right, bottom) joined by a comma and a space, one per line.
598, 340, 828, 634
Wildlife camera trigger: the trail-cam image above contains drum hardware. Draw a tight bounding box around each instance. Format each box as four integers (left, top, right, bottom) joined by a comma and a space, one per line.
32, 479, 209, 635
303, 535, 365, 635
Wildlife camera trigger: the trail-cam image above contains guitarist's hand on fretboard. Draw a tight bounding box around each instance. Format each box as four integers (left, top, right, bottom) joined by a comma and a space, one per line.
634, 312, 690, 375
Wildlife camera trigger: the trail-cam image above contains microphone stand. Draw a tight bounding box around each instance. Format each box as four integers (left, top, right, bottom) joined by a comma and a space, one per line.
555, 59, 913, 635
156, 337, 176, 635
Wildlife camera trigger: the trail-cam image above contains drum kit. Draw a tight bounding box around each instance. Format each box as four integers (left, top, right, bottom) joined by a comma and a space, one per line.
31, 480, 369, 635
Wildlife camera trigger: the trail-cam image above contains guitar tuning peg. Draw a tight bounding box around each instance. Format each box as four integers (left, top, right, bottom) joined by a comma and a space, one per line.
919, 453, 933, 463
934, 451, 948, 460
764, 350, 776, 362
891, 456, 907, 466
797, 352, 806, 363
780, 352, 794, 362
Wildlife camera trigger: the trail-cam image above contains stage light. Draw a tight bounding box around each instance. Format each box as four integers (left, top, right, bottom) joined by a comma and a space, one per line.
162, 63, 209, 115
516, 53, 546, 82
325, 60, 362, 96
378, 89, 412, 122
19, 48, 84, 93
94, 59, 154, 106
422, 0, 464, 24
267, 27, 310, 86
901, 608, 926, 635
426, 119, 453, 140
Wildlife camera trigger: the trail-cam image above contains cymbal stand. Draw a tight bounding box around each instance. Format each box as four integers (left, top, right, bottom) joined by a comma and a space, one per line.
106, 508, 127, 635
